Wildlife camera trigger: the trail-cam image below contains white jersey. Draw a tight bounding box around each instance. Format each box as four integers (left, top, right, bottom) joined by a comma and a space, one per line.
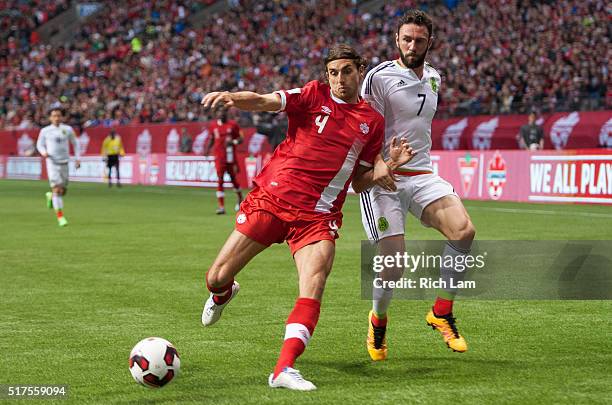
36, 124, 80, 164
361, 60, 440, 172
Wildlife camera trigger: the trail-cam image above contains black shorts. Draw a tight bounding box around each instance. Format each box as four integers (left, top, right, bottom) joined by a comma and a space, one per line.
107, 155, 119, 168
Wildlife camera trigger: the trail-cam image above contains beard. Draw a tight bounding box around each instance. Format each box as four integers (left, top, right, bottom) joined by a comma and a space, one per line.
399, 47, 427, 69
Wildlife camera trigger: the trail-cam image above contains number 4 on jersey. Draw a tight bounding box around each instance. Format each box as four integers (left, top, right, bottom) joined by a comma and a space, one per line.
315, 114, 329, 134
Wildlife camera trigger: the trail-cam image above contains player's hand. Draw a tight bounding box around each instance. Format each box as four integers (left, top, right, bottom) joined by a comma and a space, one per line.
75, 160, 81, 169
389, 136, 416, 167
201, 91, 234, 110
41, 152, 48, 158
373, 157, 397, 192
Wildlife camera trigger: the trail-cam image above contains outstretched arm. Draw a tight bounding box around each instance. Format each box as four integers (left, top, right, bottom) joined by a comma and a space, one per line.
201, 91, 282, 112
352, 137, 415, 193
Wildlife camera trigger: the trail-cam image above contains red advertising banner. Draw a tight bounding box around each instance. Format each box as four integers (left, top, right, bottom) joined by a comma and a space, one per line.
432, 150, 612, 204
431, 110, 612, 150
1, 112, 610, 157
2, 150, 610, 205
0, 122, 273, 157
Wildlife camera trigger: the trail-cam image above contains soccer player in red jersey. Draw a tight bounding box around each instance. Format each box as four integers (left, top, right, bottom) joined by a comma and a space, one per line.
205, 109, 244, 214
200, 44, 415, 391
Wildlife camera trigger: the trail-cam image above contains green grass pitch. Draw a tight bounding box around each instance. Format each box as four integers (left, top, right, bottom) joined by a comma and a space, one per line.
1, 180, 611, 404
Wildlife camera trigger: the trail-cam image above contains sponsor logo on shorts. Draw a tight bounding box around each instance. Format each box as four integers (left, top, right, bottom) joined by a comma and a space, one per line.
328, 220, 338, 237
236, 213, 246, 224
377, 217, 389, 232
487, 151, 507, 200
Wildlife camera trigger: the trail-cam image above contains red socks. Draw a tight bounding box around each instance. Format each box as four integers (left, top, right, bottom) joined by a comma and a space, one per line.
56, 210, 63, 219
205, 271, 233, 305
273, 298, 321, 378
216, 190, 225, 209
433, 297, 453, 316
371, 312, 387, 328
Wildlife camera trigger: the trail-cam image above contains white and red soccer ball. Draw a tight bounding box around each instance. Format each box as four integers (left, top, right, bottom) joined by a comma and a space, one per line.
129, 337, 180, 388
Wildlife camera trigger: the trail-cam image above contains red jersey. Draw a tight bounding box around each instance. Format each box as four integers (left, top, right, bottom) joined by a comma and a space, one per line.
253, 80, 384, 218
208, 119, 241, 163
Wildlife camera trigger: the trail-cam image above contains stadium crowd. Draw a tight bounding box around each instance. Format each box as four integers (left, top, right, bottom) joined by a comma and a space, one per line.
0, 0, 609, 130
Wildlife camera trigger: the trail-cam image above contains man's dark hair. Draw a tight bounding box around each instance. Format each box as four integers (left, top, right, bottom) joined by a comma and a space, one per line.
324, 44, 367, 70
48, 107, 64, 116
397, 9, 433, 38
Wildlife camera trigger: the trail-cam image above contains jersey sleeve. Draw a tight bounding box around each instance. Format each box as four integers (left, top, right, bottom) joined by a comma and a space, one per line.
361, 69, 385, 116
274, 80, 319, 114
358, 118, 384, 167
69, 127, 80, 159
101, 137, 108, 155
232, 122, 241, 139
36, 129, 47, 155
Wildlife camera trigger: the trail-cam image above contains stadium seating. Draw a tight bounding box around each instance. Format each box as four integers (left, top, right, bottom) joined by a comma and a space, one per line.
0, 0, 608, 130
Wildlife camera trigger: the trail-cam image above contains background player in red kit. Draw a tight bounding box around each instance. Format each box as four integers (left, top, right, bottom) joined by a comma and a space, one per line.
200, 44, 415, 391
205, 109, 244, 214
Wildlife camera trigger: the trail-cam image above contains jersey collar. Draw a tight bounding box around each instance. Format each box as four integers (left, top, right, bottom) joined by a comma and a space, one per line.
330, 90, 362, 105
394, 59, 425, 81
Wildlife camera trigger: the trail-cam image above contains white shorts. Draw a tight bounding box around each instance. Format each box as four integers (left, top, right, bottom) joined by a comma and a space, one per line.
359, 173, 457, 241
46, 160, 69, 188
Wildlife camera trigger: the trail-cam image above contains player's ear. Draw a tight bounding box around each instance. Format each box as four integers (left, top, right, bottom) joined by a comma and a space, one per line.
427, 35, 434, 51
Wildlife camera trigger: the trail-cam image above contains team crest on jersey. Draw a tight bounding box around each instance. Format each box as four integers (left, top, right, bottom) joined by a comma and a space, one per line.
486, 151, 507, 200
321, 106, 332, 115
457, 153, 479, 197
360, 123, 369, 135
236, 213, 246, 224
430, 78, 438, 93
377, 217, 389, 232
62, 129, 68, 136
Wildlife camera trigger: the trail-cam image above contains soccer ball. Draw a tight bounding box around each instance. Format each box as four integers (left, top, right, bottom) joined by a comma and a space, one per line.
129, 337, 180, 388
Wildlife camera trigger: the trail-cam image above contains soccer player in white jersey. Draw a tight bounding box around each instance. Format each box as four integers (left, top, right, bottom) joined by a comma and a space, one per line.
36, 108, 81, 227
359, 10, 476, 360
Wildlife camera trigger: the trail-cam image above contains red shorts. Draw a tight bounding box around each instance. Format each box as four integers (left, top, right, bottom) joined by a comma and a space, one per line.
215, 160, 239, 179
235, 187, 342, 255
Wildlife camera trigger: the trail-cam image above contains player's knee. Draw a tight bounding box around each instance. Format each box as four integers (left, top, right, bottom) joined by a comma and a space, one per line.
455, 219, 475, 241
206, 261, 234, 287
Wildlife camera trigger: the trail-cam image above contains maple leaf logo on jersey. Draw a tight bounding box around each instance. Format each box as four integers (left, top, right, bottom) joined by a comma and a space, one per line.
430, 78, 438, 93
360, 123, 369, 135
486, 151, 507, 200
321, 106, 332, 115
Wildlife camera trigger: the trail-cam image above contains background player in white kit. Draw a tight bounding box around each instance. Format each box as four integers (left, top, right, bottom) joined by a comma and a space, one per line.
359, 10, 476, 360
36, 108, 81, 227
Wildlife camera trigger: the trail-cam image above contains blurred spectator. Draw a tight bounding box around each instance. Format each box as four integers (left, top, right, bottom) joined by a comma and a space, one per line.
180, 127, 193, 153
0, 0, 609, 129
519, 113, 545, 150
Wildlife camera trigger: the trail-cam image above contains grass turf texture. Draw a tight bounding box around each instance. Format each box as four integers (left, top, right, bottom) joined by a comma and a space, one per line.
1, 179, 611, 404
